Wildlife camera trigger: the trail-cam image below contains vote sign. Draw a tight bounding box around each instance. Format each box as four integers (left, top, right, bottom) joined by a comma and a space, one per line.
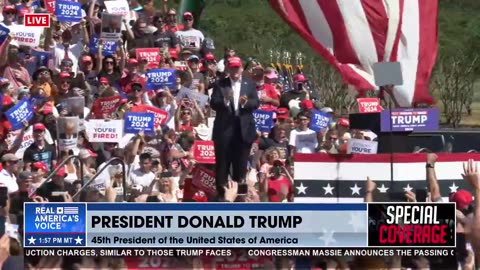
55, 0, 82, 22
6, 98, 34, 130
145, 69, 176, 90
380, 108, 439, 132
253, 110, 274, 132
192, 140, 215, 164
357, 98, 382, 113
309, 110, 331, 132
124, 112, 154, 135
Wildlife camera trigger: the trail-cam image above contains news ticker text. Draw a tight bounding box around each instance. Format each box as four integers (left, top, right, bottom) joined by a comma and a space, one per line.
24, 248, 456, 258
25, 203, 456, 248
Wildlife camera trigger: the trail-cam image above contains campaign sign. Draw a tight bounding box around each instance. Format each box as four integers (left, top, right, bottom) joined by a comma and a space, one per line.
310, 110, 331, 132
192, 166, 216, 196
55, 0, 82, 22
0, 24, 10, 45
124, 112, 154, 135
253, 110, 274, 132
131, 105, 168, 129
6, 98, 34, 130
44, 0, 55, 13
347, 138, 378, 155
380, 108, 439, 132
192, 140, 215, 164
89, 35, 118, 56
145, 69, 176, 90
24, 203, 86, 247
91, 96, 122, 118
357, 98, 382, 113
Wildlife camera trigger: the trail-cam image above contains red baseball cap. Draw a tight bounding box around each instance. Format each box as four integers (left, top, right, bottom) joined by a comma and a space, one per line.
183, 12, 193, 19
55, 166, 67, 177
2, 5, 16, 13
338, 118, 350, 127
128, 58, 139, 65
169, 48, 178, 59
450, 190, 473, 210
204, 53, 215, 61
227, 56, 242, 68
300, 100, 314, 110
2, 95, 13, 106
59, 72, 71, 79
33, 123, 46, 131
33, 162, 48, 171
293, 74, 306, 83
276, 108, 289, 119
99, 77, 109, 84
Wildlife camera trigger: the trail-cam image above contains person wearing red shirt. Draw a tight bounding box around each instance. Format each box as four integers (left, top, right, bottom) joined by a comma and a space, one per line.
251, 67, 280, 112
265, 160, 293, 202
119, 58, 146, 94
165, 9, 184, 33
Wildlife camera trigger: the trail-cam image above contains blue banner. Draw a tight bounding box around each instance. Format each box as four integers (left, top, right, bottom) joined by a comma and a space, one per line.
0, 24, 10, 45
310, 110, 331, 132
145, 68, 176, 90
6, 98, 34, 130
89, 35, 118, 56
55, 1, 82, 22
24, 203, 87, 247
253, 110, 274, 132
380, 108, 440, 132
124, 112, 154, 134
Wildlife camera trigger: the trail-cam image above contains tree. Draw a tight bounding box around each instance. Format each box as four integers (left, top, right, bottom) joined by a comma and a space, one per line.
434, 51, 478, 127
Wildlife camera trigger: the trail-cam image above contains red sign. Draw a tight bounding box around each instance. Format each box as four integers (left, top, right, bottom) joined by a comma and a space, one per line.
131, 105, 168, 128
192, 166, 216, 196
357, 98, 382, 113
136, 48, 161, 65
91, 96, 122, 118
192, 140, 215, 164
24, 14, 50, 27
43, 0, 55, 14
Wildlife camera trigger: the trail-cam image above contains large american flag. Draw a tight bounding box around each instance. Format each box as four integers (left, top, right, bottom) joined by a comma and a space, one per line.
293, 153, 480, 202
268, 0, 438, 107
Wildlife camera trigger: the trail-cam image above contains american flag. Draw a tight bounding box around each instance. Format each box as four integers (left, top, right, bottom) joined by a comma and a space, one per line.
293, 153, 480, 202
268, 0, 438, 107
62, 207, 79, 215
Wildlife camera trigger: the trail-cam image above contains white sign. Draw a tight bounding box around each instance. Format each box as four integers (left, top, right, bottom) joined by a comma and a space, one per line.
85, 120, 124, 143
176, 88, 209, 107
104, 0, 129, 16
347, 138, 378, 155
9, 25, 43, 47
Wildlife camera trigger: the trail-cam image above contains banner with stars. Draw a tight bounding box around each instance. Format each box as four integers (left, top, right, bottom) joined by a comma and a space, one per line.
293, 153, 480, 203
24, 203, 87, 247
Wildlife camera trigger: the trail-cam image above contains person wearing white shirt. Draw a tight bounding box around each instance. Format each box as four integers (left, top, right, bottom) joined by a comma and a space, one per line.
128, 153, 155, 190
289, 111, 318, 154
175, 12, 204, 53
0, 6, 17, 28
0, 153, 20, 194
50, 30, 84, 73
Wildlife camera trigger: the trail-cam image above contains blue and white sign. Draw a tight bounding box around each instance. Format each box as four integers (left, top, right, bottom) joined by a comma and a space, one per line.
55, 0, 82, 22
146, 68, 176, 90
253, 110, 274, 132
310, 110, 331, 132
124, 112, 155, 134
0, 24, 10, 45
24, 203, 87, 247
6, 98, 34, 130
89, 35, 118, 56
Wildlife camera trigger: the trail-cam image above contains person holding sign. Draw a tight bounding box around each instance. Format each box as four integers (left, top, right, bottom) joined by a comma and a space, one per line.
210, 56, 259, 199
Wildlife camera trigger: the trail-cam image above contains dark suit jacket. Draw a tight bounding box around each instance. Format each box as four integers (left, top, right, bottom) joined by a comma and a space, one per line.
210, 76, 260, 144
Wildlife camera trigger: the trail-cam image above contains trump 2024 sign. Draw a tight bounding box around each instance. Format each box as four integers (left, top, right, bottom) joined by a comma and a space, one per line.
380, 108, 439, 132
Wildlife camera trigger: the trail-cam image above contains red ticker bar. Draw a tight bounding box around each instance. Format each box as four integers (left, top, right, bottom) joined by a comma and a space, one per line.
24, 247, 456, 258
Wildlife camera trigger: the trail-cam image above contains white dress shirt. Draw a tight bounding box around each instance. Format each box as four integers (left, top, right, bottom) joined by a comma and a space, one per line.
0, 169, 18, 194
225, 78, 242, 115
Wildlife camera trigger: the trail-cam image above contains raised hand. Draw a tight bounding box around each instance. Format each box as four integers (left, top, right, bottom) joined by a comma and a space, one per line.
462, 159, 479, 190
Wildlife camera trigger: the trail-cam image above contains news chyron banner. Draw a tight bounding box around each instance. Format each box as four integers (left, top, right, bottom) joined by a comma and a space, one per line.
24, 203, 456, 257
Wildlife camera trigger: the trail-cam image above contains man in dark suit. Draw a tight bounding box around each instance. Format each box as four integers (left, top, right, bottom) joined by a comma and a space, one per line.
210, 56, 260, 198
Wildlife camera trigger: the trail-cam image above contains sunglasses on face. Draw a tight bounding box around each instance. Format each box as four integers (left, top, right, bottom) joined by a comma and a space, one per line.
133, 87, 142, 92
105, 61, 114, 65
182, 111, 191, 115
40, 71, 49, 76
61, 80, 71, 84
4, 12, 15, 15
